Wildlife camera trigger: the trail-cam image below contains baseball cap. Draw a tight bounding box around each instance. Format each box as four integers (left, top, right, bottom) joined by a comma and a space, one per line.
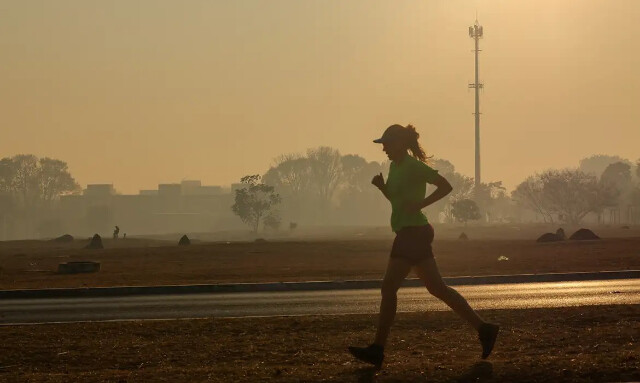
373, 124, 405, 144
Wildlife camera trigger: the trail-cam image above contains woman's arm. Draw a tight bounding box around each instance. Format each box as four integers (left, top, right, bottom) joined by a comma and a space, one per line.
421, 173, 453, 208
406, 173, 453, 212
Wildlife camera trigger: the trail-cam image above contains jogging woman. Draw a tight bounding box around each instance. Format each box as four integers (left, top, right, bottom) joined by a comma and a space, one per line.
348, 124, 499, 368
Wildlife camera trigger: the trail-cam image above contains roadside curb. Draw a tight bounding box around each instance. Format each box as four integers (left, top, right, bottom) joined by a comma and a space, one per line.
1, 270, 639, 300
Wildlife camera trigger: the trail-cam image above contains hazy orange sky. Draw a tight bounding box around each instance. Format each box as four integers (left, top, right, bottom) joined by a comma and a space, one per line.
1, 1, 639, 194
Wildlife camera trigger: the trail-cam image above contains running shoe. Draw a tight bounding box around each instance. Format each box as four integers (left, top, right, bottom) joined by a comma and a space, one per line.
348, 344, 384, 368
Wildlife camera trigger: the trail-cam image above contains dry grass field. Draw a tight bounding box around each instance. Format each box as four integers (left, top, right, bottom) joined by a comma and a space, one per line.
0, 305, 638, 382
0, 225, 639, 290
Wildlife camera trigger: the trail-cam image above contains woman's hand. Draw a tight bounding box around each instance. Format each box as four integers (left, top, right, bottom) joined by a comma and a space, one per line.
371, 173, 385, 189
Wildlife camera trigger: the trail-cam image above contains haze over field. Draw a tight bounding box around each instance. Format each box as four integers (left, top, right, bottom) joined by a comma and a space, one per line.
3, 4, 640, 381
1, 1, 639, 193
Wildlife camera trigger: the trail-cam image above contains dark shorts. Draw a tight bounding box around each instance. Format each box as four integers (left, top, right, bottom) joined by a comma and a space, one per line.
390, 225, 435, 265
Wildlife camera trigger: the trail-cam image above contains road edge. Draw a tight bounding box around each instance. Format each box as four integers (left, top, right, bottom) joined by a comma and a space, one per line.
2, 270, 640, 299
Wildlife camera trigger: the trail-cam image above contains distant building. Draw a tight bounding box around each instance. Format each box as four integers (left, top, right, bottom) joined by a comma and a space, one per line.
58, 180, 242, 236
181, 180, 202, 195
197, 185, 223, 195
158, 184, 181, 197
84, 184, 115, 197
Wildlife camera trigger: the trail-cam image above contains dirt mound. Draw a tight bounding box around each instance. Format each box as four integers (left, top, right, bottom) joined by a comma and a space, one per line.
51, 234, 74, 243
85, 234, 104, 249
178, 235, 191, 246
58, 261, 101, 274
569, 228, 600, 240
536, 233, 562, 243
458, 232, 468, 240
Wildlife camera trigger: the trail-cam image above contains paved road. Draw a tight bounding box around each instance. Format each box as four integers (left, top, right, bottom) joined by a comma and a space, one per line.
2, 279, 639, 325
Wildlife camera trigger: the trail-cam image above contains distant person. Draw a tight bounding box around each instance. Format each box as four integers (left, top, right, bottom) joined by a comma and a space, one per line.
123, 233, 127, 240
348, 124, 499, 368
113, 225, 120, 239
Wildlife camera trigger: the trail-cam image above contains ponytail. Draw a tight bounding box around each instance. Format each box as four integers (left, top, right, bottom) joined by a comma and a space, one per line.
404, 124, 429, 162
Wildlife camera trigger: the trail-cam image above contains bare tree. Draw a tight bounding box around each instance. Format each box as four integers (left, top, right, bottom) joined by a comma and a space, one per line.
340, 154, 368, 192
512, 175, 555, 223
10, 154, 40, 207
540, 169, 616, 225
0, 158, 15, 195
0, 155, 79, 206
306, 146, 343, 210
340, 155, 387, 194
38, 158, 80, 203
0, 154, 79, 238
263, 154, 311, 195
263, 154, 311, 222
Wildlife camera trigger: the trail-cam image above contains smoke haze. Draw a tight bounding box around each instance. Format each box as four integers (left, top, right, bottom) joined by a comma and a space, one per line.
1, 0, 639, 194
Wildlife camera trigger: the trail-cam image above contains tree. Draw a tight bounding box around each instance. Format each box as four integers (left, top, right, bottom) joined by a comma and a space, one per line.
579, 155, 632, 179
262, 154, 311, 222
263, 154, 311, 195
306, 146, 343, 210
430, 158, 455, 175
599, 161, 636, 224
335, 155, 389, 225
451, 199, 481, 224
263, 213, 282, 232
38, 158, 79, 203
513, 169, 618, 224
512, 175, 554, 223
0, 154, 79, 238
263, 149, 388, 225
0, 159, 15, 217
421, 158, 473, 223
600, 162, 632, 193
0, 155, 79, 207
447, 173, 473, 200
232, 175, 281, 233
0, 158, 16, 195
472, 181, 506, 221
10, 154, 40, 207
340, 155, 388, 193
540, 169, 616, 225
631, 186, 640, 209
340, 154, 369, 193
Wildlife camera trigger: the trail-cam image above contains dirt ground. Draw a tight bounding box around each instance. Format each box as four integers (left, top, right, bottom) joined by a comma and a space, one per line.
0, 304, 638, 382
1, 225, 639, 289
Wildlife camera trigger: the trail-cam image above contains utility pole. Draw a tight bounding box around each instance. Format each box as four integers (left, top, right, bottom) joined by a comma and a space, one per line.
468, 20, 483, 188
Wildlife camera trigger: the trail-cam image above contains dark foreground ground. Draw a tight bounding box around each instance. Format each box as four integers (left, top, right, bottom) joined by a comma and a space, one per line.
1, 224, 640, 289
0, 305, 638, 382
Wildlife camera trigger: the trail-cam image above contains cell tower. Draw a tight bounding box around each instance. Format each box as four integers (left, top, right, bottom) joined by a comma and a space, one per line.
468, 20, 483, 188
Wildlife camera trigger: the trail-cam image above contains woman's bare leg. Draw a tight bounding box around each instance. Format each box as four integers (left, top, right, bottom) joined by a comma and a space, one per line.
414, 258, 484, 330
373, 258, 413, 346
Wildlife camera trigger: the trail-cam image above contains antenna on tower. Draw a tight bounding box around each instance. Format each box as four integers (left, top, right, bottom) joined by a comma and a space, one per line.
468, 19, 484, 188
